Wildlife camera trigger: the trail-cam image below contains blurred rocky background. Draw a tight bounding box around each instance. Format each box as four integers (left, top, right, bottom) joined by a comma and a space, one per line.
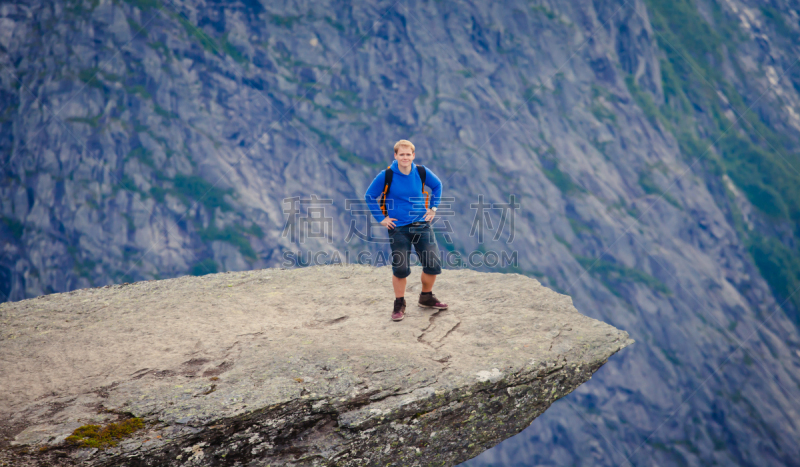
1, 0, 800, 465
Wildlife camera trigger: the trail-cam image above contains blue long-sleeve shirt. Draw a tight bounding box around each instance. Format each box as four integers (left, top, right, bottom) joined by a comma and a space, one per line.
364, 160, 443, 227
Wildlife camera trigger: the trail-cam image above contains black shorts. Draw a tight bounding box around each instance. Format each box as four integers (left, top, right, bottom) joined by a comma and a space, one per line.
388, 221, 442, 278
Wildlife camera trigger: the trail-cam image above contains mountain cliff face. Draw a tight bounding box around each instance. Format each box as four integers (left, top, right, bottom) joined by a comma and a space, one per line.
1, 0, 799, 465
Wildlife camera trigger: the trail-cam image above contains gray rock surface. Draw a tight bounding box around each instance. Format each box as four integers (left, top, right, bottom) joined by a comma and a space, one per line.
0, 265, 632, 466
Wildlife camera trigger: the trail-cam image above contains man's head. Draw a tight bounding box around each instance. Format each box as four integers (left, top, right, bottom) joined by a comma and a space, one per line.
394, 139, 415, 155
394, 140, 415, 167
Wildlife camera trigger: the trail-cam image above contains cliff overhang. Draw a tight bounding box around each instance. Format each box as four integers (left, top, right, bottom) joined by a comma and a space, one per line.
0, 265, 632, 466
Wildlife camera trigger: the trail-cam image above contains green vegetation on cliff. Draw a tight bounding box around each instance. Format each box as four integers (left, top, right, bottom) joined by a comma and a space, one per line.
643, 0, 800, 319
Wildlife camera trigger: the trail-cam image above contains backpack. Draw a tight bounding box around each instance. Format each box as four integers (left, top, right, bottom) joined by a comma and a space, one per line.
379, 164, 428, 216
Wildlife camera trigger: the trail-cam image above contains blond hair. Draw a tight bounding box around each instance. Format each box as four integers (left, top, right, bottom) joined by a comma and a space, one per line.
393, 139, 415, 154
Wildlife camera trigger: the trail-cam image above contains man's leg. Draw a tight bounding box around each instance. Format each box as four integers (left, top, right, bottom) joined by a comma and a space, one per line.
393, 275, 407, 298
389, 226, 412, 321
390, 227, 413, 286
415, 223, 447, 309
421, 272, 436, 293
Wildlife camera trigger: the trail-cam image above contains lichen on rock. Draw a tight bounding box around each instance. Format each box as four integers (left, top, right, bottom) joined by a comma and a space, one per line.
65, 418, 145, 449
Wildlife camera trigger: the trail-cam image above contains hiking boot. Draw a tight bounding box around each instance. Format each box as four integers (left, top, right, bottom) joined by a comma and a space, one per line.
418, 292, 448, 310
392, 298, 406, 321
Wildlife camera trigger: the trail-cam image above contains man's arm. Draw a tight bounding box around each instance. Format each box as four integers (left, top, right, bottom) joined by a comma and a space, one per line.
425, 167, 443, 209
364, 171, 388, 222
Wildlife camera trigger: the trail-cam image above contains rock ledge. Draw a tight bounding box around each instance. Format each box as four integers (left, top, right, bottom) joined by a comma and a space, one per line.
0, 265, 632, 466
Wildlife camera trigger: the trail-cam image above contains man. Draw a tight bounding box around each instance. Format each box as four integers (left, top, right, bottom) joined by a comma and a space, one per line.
364, 139, 448, 321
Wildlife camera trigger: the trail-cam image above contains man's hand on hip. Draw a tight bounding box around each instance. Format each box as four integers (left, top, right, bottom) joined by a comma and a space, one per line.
424, 209, 435, 222
381, 217, 397, 229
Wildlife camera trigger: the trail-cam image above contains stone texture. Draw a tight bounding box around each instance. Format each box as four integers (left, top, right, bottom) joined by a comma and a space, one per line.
0, 265, 631, 466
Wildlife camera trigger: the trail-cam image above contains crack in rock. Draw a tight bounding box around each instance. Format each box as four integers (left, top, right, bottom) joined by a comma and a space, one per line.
417, 309, 462, 350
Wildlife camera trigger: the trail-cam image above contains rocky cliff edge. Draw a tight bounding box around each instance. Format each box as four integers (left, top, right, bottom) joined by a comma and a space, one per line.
0, 265, 632, 466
